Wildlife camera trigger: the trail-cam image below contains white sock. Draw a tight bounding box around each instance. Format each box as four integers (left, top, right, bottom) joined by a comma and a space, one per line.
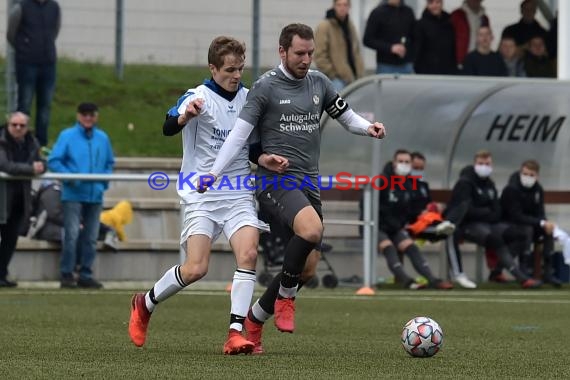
230, 268, 256, 331
278, 284, 297, 299
251, 300, 271, 323
145, 265, 188, 313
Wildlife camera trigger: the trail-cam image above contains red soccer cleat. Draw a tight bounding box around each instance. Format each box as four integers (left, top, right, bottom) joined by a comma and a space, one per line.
244, 315, 264, 354
128, 293, 151, 347
521, 278, 542, 289
489, 272, 509, 283
274, 298, 295, 333
223, 329, 254, 355
432, 279, 454, 290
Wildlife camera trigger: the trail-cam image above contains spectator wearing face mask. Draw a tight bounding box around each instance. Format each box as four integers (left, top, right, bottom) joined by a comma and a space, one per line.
500, 160, 561, 287
443, 150, 541, 289
371, 149, 453, 290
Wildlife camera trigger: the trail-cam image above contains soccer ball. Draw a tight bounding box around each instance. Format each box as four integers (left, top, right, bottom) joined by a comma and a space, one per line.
401, 316, 443, 358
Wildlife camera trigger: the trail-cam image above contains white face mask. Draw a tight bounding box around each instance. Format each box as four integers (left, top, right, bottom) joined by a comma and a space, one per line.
474, 164, 493, 178
394, 163, 411, 176
520, 174, 537, 188
410, 169, 424, 178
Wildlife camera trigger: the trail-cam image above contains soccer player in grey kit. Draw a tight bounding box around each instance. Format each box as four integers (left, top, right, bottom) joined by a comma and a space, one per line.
201, 23, 386, 353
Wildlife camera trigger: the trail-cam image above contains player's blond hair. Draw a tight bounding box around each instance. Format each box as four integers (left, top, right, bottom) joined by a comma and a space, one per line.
208, 36, 246, 69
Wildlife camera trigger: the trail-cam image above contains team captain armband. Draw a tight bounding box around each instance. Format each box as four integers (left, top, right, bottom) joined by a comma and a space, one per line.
325, 95, 349, 119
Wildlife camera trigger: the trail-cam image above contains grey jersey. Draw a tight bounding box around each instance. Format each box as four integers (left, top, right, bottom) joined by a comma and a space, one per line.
239, 67, 338, 197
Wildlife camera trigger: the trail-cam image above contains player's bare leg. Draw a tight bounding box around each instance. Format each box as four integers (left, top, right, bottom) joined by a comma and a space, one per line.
128, 234, 211, 347
223, 226, 259, 355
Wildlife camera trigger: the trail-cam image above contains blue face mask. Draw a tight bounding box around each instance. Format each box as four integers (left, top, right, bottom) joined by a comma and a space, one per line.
410, 169, 424, 179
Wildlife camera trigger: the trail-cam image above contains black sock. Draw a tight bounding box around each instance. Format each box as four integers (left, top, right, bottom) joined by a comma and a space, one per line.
230, 313, 245, 330
280, 235, 316, 289
258, 273, 282, 315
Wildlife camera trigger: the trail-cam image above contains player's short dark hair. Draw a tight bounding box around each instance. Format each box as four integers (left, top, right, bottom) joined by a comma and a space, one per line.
279, 23, 314, 51
411, 151, 425, 161
393, 149, 411, 160
208, 36, 246, 69
521, 159, 540, 173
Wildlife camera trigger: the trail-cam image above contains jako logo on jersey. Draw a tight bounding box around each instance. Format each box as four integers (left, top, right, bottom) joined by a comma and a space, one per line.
279, 99, 291, 104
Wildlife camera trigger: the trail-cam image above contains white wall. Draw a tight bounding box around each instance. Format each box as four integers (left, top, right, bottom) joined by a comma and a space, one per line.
0, 0, 555, 69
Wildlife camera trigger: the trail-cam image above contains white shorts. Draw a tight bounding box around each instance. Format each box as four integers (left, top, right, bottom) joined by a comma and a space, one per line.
180, 195, 269, 246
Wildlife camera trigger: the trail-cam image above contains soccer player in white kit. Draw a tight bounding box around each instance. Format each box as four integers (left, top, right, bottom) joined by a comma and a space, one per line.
128, 36, 284, 355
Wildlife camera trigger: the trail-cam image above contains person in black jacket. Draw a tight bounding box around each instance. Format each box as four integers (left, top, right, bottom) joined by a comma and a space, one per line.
414, 0, 457, 75
444, 150, 541, 289
407, 151, 456, 240
0, 112, 45, 287
6, 0, 61, 147
500, 159, 561, 287
461, 26, 508, 76
363, 0, 416, 74
376, 149, 453, 290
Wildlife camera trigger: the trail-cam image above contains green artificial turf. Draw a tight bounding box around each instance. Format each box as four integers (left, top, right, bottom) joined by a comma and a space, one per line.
1, 288, 569, 379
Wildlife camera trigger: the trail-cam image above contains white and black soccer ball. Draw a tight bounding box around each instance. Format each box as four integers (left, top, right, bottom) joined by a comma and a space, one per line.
401, 316, 443, 358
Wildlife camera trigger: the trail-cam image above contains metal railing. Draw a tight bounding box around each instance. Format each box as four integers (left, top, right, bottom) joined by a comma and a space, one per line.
0, 172, 379, 289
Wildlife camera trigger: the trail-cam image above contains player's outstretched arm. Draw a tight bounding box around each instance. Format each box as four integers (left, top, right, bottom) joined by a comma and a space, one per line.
324, 95, 386, 139
337, 108, 387, 139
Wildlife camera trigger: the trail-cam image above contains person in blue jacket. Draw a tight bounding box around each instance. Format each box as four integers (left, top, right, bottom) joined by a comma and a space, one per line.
48, 102, 115, 289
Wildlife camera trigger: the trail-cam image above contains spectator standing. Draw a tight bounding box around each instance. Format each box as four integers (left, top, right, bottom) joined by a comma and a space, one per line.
314, 0, 365, 91
6, 0, 61, 148
0, 112, 45, 287
363, 0, 416, 74
523, 34, 556, 78
414, 0, 457, 75
462, 26, 507, 76
450, 0, 489, 67
48, 103, 115, 289
499, 36, 526, 77
501, 0, 546, 48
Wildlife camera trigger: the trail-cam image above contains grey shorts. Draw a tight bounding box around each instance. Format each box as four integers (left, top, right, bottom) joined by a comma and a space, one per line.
256, 184, 322, 229
378, 229, 411, 246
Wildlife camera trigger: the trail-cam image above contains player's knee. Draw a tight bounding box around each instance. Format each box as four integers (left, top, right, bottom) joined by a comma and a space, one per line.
379, 239, 393, 251
180, 262, 208, 283
237, 247, 258, 267
298, 226, 323, 243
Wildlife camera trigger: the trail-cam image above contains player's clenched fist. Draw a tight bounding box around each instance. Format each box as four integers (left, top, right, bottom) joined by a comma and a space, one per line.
368, 122, 386, 139
196, 173, 217, 193
178, 98, 204, 125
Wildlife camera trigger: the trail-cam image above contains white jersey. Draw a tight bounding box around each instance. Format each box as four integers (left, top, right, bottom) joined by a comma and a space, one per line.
170, 80, 252, 204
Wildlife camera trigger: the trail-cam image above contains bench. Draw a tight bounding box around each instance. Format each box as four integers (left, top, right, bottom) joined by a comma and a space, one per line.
321, 188, 570, 284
